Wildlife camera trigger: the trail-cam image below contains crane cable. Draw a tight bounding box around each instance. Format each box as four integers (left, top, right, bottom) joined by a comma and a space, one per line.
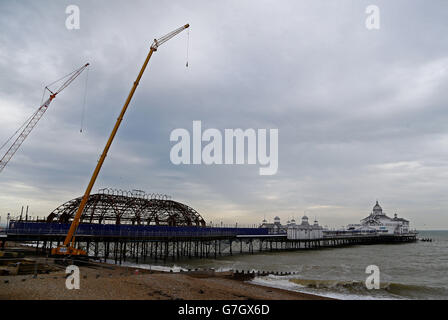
186, 27, 190, 67
46, 64, 87, 95
1, 63, 90, 151
80, 65, 89, 133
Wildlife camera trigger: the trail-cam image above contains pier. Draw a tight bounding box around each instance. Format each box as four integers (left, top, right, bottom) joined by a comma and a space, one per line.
4, 221, 417, 264
1, 194, 418, 264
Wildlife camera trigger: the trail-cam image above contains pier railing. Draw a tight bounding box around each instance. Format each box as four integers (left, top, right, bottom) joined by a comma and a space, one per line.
6, 221, 269, 239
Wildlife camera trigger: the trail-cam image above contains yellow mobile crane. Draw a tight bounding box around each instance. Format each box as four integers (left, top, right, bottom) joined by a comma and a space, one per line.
52, 24, 190, 256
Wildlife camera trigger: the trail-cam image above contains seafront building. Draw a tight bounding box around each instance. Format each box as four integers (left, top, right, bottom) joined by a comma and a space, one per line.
345, 201, 410, 235
259, 216, 286, 234
260, 215, 324, 239
286, 215, 324, 240
261, 201, 412, 239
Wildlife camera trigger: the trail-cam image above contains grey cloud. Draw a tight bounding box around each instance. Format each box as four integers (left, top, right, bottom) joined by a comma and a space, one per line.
1, 0, 448, 229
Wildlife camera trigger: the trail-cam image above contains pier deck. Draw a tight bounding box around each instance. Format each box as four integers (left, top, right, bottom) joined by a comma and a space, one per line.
3, 221, 417, 264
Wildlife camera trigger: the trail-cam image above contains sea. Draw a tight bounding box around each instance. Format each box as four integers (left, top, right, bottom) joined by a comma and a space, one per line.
117, 230, 448, 300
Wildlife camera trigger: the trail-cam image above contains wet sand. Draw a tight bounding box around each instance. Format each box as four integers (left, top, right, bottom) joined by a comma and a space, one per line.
0, 261, 331, 300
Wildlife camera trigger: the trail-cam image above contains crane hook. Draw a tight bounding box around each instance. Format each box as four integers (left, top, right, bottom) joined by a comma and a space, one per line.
186, 28, 190, 68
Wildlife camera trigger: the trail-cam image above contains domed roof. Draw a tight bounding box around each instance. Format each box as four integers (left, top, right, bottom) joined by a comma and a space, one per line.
300, 215, 310, 226
47, 191, 206, 226
373, 201, 383, 214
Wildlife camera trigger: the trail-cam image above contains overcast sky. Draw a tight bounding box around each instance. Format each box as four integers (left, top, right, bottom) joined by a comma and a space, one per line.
1, 0, 447, 229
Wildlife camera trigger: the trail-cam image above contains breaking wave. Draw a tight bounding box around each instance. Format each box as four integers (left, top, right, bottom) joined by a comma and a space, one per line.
251, 275, 448, 300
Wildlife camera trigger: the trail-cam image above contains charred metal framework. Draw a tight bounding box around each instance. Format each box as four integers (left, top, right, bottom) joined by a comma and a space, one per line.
46, 189, 206, 227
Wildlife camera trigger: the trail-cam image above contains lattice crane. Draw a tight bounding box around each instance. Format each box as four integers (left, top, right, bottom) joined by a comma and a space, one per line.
0, 63, 90, 173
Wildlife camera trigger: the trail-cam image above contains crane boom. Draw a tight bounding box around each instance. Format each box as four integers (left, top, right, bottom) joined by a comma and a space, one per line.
0, 63, 90, 174
52, 24, 189, 256
0, 98, 51, 173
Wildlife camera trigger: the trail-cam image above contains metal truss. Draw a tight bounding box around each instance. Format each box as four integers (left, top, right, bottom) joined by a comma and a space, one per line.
46, 189, 206, 227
